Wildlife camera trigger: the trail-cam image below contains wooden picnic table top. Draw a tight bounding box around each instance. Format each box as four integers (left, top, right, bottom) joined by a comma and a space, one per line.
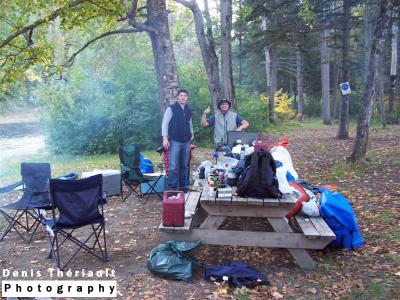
200, 182, 296, 206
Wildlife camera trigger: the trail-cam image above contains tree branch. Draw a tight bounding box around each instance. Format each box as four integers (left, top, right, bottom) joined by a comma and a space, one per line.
63, 28, 140, 66
0, 0, 88, 49
128, 19, 156, 33
87, 0, 114, 13
0, 15, 17, 28
174, 0, 195, 9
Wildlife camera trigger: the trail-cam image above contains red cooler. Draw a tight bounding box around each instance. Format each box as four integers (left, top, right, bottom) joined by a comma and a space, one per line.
162, 191, 185, 227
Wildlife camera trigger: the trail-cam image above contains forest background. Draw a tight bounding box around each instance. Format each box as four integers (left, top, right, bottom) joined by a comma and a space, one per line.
0, 0, 399, 157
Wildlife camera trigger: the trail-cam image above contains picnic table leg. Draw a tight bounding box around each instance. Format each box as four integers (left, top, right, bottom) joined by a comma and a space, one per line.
242, 217, 250, 231
200, 216, 226, 230
267, 217, 315, 270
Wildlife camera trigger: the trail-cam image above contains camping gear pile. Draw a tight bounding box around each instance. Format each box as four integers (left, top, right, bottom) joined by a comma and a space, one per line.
193, 137, 365, 250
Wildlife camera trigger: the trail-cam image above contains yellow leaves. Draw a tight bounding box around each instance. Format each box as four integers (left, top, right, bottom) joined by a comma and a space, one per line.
25, 69, 43, 82
215, 286, 228, 295
274, 89, 295, 121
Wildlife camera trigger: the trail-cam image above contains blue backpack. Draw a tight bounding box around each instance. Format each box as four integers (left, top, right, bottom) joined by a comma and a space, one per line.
319, 189, 365, 249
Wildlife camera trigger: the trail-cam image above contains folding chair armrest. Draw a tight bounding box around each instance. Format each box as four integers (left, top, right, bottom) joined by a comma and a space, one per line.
154, 162, 164, 172
0, 181, 23, 194
100, 192, 107, 204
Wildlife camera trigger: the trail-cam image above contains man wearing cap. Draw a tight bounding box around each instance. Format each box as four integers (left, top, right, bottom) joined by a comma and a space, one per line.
201, 98, 249, 145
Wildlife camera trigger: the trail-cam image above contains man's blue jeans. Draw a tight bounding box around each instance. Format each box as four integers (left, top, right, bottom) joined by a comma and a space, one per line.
167, 140, 191, 189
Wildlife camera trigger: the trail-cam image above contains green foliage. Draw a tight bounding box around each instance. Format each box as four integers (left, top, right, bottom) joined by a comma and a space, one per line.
37, 34, 160, 155
386, 111, 399, 124
178, 61, 212, 145
299, 0, 317, 28
303, 94, 321, 117
0, 0, 124, 91
237, 88, 269, 133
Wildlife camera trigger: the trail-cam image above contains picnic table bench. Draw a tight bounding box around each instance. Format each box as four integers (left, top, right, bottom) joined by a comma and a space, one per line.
159, 181, 335, 269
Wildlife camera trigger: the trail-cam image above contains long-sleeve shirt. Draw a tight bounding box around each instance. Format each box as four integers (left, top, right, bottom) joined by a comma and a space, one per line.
161, 107, 194, 138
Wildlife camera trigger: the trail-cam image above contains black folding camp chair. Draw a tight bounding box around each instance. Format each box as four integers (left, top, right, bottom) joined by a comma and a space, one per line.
0, 163, 51, 243
119, 144, 163, 201
45, 174, 108, 270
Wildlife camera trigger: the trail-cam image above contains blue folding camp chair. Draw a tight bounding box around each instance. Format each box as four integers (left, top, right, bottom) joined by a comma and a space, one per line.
0, 163, 51, 243
45, 174, 108, 270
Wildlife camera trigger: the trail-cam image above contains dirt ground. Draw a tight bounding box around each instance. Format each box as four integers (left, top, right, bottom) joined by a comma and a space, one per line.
0, 125, 399, 299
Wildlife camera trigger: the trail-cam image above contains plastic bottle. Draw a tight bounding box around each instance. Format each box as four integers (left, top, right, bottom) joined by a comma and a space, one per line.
240, 146, 245, 160
209, 182, 215, 197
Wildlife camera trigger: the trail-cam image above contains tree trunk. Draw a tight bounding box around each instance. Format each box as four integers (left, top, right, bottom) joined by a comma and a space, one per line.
221, 0, 236, 110
268, 47, 278, 123
389, 15, 398, 113
364, 2, 374, 85
321, 28, 331, 124
397, 26, 400, 124
337, 0, 351, 139
296, 43, 304, 116
349, 0, 394, 162
377, 54, 386, 127
332, 51, 339, 119
146, 0, 180, 114
177, 0, 221, 110
237, 0, 243, 85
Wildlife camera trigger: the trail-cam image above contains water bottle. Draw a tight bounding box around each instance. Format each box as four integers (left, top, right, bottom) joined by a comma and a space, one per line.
240, 146, 245, 160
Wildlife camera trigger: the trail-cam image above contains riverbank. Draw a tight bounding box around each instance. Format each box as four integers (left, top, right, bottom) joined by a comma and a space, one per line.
0, 108, 41, 124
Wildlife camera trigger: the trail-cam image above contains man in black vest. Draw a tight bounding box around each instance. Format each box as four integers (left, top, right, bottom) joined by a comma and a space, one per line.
162, 89, 194, 192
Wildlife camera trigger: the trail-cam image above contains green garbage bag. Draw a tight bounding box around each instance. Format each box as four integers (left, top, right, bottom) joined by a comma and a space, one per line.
147, 240, 201, 282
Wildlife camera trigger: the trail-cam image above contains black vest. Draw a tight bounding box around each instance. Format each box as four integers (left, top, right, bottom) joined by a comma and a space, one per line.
168, 102, 192, 143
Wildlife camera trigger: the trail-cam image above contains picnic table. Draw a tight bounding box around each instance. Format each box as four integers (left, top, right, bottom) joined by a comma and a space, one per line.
159, 180, 335, 270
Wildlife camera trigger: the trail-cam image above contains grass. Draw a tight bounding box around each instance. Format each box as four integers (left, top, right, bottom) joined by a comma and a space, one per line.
0, 150, 161, 186
327, 158, 376, 181
375, 211, 396, 223
345, 275, 400, 300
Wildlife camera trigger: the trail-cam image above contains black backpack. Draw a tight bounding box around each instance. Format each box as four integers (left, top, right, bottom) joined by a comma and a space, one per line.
236, 150, 282, 199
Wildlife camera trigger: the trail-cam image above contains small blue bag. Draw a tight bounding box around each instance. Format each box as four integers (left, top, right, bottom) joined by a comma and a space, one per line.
204, 261, 270, 288
319, 189, 365, 249
139, 155, 154, 174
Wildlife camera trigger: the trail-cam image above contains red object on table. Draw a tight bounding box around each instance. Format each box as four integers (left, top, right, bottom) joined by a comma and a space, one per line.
273, 138, 289, 148
286, 182, 310, 218
162, 190, 185, 227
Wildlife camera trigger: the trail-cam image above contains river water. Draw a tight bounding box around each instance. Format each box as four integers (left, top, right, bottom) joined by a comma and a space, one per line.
0, 122, 46, 161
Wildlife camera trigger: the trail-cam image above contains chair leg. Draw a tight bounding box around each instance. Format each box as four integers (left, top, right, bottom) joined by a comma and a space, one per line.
102, 223, 108, 261
54, 232, 62, 269
121, 179, 143, 201
144, 177, 163, 200
120, 178, 124, 201
48, 223, 108, 270
0, 209, 41, 243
